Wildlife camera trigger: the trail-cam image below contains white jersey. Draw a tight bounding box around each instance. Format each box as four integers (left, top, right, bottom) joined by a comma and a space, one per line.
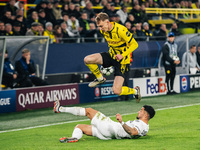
91, 112, 149, 140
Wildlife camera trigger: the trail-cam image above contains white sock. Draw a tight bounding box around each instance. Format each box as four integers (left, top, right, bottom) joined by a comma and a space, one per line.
59, 107, 86, 116
135, 89, 138, 95
72, 128, 83, 140
97, 75, 103, 81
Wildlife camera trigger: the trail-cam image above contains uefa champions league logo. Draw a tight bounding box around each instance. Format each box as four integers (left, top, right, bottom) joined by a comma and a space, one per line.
95, 87, 100, 97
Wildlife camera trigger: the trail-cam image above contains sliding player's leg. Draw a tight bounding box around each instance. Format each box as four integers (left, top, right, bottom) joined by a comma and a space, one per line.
54, 100, 101, 143
54, 100, 98, 120
60, 124, 92, 143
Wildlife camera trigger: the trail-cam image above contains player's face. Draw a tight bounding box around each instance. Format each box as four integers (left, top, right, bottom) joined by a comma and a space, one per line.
23, 52, 31, 59
97, 20, 109, 32
4, 53, 8, 58
190, 46, 196, 54
168, 36, 175, 43
136, 107, 147, 119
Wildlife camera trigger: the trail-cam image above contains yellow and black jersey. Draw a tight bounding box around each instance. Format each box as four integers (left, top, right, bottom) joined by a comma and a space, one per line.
100, 22, 138, 64
142, 29, 152, 37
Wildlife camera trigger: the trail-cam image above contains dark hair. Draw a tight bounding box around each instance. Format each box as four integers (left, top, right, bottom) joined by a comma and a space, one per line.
190, 45, 196, 49
143, 105, 155, 120
95, 12, 109, 24
15, 15, 23, 19
54, 25, 60, 31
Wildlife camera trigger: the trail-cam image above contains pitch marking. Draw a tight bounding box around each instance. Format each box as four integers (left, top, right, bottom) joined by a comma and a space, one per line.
0, 103, 200, 134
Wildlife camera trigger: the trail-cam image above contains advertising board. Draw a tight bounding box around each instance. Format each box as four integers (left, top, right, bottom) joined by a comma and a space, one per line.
16, 84, 79, 111
0, 90, 16, 113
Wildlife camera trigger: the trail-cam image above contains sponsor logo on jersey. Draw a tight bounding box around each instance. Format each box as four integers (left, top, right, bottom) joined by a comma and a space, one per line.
147, 78, 166, 94
107, 40, 121, 45
112, 34, 118, 39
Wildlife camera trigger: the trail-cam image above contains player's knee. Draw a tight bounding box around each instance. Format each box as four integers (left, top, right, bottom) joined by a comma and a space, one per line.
85, 108, 93, 115
84, 56, 90, 64
74, 124, 84, 132
113, 87, 121, 95
75, 124, 81, 129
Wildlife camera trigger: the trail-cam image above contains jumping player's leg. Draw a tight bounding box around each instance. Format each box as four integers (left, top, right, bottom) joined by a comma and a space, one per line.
84, 53, 104, 80
112, 76, 124, 95
112, 64, 141, 102
113, 76, 136, 95
84, 53, 106, 87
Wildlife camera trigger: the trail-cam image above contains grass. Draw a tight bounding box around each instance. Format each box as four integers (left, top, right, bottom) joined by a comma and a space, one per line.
0, 91, 200, 150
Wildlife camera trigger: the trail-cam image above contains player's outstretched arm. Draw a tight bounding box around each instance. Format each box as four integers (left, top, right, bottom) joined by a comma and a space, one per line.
116, 113, 138, 136
121, 124, 138, 136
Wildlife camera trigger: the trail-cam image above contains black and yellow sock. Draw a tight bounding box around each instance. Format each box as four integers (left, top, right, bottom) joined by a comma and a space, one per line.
85, 64, 103, 80
120, 86, 136, 95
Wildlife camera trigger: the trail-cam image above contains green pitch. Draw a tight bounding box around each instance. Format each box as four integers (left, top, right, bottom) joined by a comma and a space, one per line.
0, 91, 200, 150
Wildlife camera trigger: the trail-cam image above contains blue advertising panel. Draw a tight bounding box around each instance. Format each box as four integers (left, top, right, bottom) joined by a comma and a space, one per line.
79, 80, 133, 103
79, 81, 119, 104
0, 90, 16, 113
180, 75, 190, 93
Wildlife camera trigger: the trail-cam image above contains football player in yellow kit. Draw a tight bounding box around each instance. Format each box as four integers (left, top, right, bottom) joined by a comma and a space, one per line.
84, 12, 141, 102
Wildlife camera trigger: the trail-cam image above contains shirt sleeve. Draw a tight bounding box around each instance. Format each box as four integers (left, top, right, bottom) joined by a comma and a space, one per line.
182, 52, 186, 67
118, 27, 138, 58
132, 121, 148, 136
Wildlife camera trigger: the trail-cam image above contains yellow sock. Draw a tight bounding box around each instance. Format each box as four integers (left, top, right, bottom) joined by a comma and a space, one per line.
120, 86, 136, 95
85, 64, 102, 79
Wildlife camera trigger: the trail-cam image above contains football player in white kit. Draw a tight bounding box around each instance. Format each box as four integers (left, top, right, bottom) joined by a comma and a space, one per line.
54, 99, 155, 143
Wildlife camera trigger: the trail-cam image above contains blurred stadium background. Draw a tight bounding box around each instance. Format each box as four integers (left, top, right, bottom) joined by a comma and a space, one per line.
0, 1, 200, 149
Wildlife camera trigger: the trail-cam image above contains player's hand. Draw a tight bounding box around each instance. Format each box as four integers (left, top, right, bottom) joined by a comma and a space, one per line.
115, 54, 123, 61
25, 55, 30, 64
78, 27, 83, 31
196, 67, 200, 71
13, 74, 17, 79
116, 113, 122, 123
174, 60, 180, 65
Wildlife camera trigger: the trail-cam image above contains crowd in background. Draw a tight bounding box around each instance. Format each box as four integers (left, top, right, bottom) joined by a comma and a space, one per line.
0, 0, 199, 43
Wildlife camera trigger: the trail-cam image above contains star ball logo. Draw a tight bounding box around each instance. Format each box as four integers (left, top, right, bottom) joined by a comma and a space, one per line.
181, 77, 187, 90
95, 87, 100, 97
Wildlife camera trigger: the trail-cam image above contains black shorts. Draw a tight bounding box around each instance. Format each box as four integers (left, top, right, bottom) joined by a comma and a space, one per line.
100, 52, 130, 78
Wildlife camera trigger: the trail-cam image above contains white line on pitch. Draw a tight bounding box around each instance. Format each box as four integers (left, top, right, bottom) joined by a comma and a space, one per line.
0, 103, 200, 134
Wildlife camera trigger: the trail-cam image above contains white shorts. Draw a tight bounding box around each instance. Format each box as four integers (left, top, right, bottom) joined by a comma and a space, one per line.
91, 111, 130, 140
